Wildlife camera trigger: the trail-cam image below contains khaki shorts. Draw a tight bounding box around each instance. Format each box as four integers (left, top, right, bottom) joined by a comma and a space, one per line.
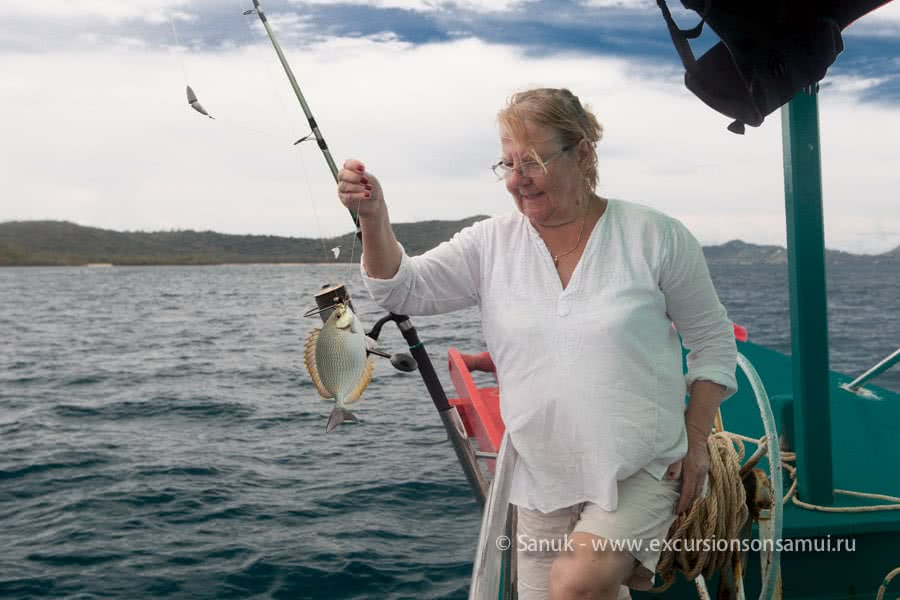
515, 469, 692, 600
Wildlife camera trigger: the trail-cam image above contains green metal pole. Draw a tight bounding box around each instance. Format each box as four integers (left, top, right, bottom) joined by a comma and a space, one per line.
780, 86, 834, 505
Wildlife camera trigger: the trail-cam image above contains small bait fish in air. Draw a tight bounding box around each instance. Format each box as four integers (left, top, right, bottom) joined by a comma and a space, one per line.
186, 85, 214, 119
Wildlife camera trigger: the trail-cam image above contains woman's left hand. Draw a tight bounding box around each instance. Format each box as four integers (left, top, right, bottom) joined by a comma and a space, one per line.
667, 437, 710, 515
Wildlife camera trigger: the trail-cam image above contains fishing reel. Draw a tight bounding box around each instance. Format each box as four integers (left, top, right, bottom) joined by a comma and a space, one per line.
307, 284, 418, 373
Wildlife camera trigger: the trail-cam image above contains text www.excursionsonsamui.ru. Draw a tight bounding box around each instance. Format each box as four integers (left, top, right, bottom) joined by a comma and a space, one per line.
497, 534, 857, 553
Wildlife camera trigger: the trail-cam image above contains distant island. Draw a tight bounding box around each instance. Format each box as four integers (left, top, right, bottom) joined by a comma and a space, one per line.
1, 219, 897, 267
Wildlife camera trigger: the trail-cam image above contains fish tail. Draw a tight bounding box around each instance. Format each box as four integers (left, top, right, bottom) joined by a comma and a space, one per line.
325, 406, 358, 432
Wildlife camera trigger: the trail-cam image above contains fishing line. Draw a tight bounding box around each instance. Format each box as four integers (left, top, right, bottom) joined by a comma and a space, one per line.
345, 192, 363, 281
168, 12, 217, 119
168, 15, 190, 83
234, 0, 297, 118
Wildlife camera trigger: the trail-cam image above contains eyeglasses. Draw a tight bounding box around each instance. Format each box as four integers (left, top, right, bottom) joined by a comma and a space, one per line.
491, 143, 575, 181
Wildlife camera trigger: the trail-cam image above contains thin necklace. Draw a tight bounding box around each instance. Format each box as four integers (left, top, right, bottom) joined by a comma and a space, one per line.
537, 217, 577, 229
552, 212, 586, 265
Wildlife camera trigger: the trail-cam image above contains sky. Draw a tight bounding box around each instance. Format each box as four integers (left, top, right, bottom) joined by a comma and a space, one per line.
2, 0, 899, 254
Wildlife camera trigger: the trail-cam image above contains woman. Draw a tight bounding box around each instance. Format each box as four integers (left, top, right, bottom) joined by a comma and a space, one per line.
337, 88, 737, 600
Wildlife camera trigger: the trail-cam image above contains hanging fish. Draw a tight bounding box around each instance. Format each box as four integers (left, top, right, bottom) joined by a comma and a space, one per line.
304, 302, 374, 432
186, 85, 214, 119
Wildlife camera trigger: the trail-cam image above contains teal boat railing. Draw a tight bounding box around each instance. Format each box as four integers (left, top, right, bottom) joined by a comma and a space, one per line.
842, 347, 900, 394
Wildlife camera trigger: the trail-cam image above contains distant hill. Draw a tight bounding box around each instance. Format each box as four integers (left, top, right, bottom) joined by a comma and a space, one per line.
0, 219, 896, 266
0, 218, 490, 266
700, 239, 898, 265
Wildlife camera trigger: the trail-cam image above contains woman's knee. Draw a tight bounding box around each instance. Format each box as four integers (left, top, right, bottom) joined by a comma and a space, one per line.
546, 534, 633, 599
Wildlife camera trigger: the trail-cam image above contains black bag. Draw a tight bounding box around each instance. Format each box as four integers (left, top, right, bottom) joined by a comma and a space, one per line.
657, 0, 894, 133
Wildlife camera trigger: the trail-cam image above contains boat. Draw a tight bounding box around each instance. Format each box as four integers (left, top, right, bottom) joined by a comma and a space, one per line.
247, 0, 900, 597
448, 337, 900, 599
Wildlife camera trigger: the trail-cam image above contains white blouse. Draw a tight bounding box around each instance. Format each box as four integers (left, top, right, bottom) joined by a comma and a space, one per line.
361, 199, 737, 512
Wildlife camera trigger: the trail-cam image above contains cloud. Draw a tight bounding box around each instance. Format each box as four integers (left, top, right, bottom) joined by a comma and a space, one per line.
288, 0, 531, 13
863, 1, 900, 24
825, 75, 888, 95
4, 0, 196, 24
1, 14, 898, 254
829, 2, 900, 38
582, 0, 652, 8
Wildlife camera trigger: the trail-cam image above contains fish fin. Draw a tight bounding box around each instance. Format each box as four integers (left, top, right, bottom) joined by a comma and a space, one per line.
303, 328, 332, 399
343, 357, 374, 406
325, 406, 357, 432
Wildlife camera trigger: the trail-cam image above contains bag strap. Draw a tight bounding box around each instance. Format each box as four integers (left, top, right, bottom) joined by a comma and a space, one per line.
656, 0, 709, 71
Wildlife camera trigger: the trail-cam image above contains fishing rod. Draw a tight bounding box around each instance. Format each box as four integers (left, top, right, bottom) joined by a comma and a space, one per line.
245, 0, 488, 506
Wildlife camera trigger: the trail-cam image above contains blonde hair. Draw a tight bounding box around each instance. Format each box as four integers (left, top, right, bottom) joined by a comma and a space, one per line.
497, 88, 604, 191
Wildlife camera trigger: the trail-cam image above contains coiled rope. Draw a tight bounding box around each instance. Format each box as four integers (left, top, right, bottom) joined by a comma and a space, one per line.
652, 432, 750, 592
780, 450, 900, 512
652, 426, 900, 595
877, 566, 900, 600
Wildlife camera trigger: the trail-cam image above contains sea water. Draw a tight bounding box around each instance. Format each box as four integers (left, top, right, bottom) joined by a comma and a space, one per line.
1, 262, 897, 599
